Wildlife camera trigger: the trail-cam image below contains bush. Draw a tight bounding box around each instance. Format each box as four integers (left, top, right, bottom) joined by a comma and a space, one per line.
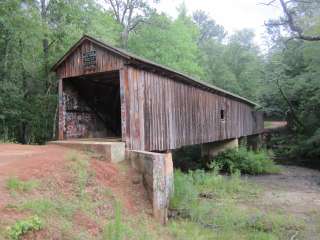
7, 215, 43, 240
212, 147, 280, 175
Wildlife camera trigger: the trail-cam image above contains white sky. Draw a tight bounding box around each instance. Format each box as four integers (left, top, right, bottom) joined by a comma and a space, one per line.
155, 0, 283, 46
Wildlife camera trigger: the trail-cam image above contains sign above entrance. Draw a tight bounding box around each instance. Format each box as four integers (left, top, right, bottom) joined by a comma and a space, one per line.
82, 49, 96, 68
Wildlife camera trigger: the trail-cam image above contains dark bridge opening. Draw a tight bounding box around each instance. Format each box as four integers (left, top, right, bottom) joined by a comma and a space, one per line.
63, 71, 121, 139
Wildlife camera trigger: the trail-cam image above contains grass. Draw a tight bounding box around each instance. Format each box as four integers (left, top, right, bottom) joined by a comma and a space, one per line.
6, 177, 39, 193
169, 169, 304, 239
66, 151, 91, 198
0, 148, 308, 239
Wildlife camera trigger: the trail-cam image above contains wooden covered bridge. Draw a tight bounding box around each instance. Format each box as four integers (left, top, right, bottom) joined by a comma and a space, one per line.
51, 35, 264, 223
52, 35, 263, 151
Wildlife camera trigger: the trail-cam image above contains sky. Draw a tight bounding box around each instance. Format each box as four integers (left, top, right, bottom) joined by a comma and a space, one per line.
155, 0, 283, 46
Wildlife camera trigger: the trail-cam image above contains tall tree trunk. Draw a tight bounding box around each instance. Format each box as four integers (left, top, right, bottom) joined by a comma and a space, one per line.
2, 33, 10, 79
41, 0, 50, 92
19, 38, 29, 144
121, 27, 129, 49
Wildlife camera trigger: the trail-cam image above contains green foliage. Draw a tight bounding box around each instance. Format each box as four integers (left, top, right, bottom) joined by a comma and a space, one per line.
0, 0, 121, 144
169, 170, 304, 240
6, 177, 39, 193
212, 147, 280, 175
170, 169, 258, 211
260, 2, 320, 165
7, 215, 43, 240
128, 12, 204, 78
199, 29, 264, 101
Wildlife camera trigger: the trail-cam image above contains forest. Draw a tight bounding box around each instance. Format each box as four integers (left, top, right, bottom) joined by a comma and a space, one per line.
0, 0, 319, 163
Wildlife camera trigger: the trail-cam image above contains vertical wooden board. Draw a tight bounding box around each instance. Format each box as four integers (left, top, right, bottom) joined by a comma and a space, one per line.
134, 69, 140, 149
138, 69, 145, 150
129, 68, 135, 148
58, 78, 64, 140
143, 71, 150, 150
119, 68, 126, 143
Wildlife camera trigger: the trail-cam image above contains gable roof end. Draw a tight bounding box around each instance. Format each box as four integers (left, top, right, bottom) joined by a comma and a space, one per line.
51, 35, 259, 107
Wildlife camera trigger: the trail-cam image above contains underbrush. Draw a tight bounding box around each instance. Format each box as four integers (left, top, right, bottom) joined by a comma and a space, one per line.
212, 147, 280, 175
169, 169, 304, 239
268, 130, 320, 169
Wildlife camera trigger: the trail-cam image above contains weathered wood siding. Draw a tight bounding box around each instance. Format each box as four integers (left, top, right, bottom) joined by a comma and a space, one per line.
56, 40, 124, 79
123, 67, 263, 151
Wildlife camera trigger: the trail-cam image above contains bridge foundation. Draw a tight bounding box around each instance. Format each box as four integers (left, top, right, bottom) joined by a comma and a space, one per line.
240, 134, 264, 151
201, 138, 239, 158
246, 134, 263, 150
127, 150, 174, 224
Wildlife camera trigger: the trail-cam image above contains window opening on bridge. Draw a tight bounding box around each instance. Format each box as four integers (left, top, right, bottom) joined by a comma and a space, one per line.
220, 109, 225, 120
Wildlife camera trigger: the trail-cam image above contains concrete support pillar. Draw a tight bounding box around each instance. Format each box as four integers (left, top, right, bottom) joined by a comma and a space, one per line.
201, 138, 239, 158
127, 150, 173, 224
247, 134, 263, 151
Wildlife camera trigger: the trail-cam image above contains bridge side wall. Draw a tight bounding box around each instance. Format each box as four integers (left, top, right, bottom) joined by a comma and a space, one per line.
123, 66, 264, 151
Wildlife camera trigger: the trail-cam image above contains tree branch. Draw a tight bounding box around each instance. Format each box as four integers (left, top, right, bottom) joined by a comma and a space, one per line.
275, 75, 305, 129
279, 0, 320, 41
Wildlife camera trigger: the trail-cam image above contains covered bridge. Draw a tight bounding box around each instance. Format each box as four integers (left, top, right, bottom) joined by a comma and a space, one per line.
52, 35, 264, 224
52, 35, 263, 152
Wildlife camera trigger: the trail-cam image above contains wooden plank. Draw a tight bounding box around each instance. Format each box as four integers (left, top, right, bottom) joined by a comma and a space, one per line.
58, 78, 64, 140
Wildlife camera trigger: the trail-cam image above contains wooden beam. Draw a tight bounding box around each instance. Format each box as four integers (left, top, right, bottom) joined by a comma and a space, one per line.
58, 78, 64, 140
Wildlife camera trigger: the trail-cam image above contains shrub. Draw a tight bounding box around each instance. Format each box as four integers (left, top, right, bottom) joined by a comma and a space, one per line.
7, 215, 43, 240
211, 147, 280, 175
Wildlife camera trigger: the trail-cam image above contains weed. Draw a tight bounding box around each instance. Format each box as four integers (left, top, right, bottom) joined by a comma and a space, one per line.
212, 147, 280, 175
20, 198, 76, 219
103, 202, 129, 240
6, 177, 39, 193
66, 151, 90, 198
7, 215, 42, 240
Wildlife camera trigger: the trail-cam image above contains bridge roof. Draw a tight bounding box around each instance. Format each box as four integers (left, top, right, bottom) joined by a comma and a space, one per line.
52, 35, 259, 107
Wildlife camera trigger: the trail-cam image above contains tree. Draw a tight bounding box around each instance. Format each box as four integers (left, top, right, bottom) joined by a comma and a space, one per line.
103, 0, 158, 48
128, 12, 204, 77
0, 0, 121, 143
264, 0, 320, 41
192, 10, 226, 45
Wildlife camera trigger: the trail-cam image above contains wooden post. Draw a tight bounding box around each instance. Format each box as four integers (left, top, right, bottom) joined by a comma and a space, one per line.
58, 78, 64, 140
119, 68, 129, 146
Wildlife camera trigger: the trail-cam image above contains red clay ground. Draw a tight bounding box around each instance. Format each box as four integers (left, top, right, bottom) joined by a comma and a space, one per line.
0, 144, 152, 239
0, 143, 150, 211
